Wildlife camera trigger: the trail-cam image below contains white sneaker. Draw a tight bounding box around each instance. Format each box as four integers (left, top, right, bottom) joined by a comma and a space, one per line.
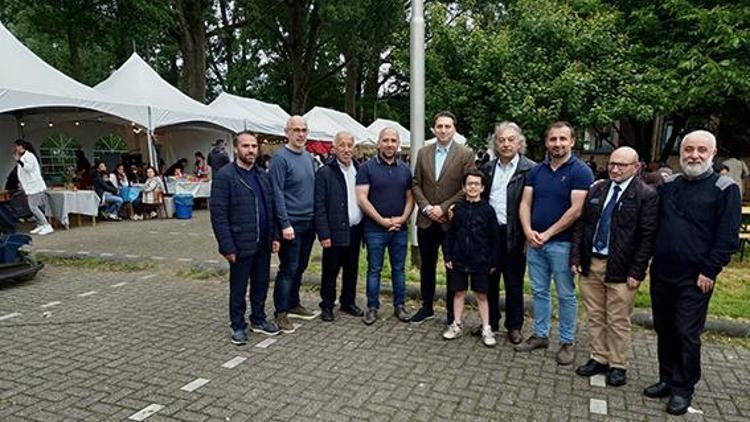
442, 321, 463, 340
30, 226, 43, 234
149, 211, 158, 219
481, 325, 497, 348
37, 225, 54, 235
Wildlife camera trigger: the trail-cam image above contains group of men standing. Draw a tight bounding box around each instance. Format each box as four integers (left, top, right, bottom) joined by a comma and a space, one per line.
210, 112, 741, 416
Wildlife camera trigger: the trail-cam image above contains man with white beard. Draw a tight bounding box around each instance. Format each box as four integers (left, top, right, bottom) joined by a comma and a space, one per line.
643, 130, 741, 415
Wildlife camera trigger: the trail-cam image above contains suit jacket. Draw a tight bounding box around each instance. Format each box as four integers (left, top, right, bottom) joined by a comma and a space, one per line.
570, 176, 659, 282
412, 142, 475, 230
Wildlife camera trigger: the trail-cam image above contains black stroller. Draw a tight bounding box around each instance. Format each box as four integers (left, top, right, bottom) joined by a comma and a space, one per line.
0, 193, 44, 283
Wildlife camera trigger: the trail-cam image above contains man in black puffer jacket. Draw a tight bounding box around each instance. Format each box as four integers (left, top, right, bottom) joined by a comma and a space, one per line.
314, 132, 365, 322
570, 147, 658, 388
210, 131, 281, 345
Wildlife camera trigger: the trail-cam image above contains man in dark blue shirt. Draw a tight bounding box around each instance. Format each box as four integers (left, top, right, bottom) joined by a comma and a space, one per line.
516, 121, 593, 366
643, 130, 741, 416
356, 127, 414, 325
210, 131, 281, 345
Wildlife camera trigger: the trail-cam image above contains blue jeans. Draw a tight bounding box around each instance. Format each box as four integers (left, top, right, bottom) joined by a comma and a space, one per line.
229, 245, 271, 331
102, 192, 124, 215
527, 241, 577, 343
364, 229, 407, 310
273, 220, 315, 314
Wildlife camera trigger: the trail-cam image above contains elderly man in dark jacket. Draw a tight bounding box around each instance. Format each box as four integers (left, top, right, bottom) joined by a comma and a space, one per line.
479, 122, 535, 344
314, 132, 365, 322
210, 131, 280, 345
571, 147, 658, 387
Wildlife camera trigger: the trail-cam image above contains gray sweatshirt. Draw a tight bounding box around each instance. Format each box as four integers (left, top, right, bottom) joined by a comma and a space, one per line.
270, 145, 315, 228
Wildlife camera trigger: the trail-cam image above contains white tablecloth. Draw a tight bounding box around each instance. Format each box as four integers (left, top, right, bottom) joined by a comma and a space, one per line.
168, 181, 211, 198
46, 190, 101, 227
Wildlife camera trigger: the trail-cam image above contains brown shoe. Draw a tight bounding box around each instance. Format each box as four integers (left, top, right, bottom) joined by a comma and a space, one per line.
276, 313, 296, 334
506, 329, 522, 345
556, 343, 575, 365
513, 334, 549, 352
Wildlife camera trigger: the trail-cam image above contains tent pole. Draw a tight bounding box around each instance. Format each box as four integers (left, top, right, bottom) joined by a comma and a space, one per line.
409, 0, 425, 267
147, 106, 156, 168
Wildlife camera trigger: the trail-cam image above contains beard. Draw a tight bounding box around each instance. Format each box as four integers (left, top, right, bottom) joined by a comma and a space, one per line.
238, 154, 256, 167
680, 157, 712, 178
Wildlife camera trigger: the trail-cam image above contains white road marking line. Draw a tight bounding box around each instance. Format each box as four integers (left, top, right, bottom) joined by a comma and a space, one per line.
687, 407, 704, 414
36, 248, 51, 253
177, 258, 194, 262
589, 398, 607, 415
124, 254, 140, 259
128, 404, 164, 421
41, 301, 62, 308
52, 249, 66, 253
100, 252, 114, 257
0, 313, 21, 321
140, 274, 157, 280
180, 378, 210, 392
76, 251, 90, 255
151, 256, 166, 260
77, 291, 97, 297
255, 338, 277, 349
590, 374, 606, 387
221, 356, 247, 369
112, 282, 127, 288
205, 259, 220, 264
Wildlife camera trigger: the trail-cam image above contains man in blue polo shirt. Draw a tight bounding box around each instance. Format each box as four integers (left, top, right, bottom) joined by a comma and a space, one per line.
517, 121, 594, 365
356, 127, 415, 325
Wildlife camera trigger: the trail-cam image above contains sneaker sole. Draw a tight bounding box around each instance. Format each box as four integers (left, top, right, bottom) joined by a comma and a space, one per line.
249, 327, 281, 336
230, 338, 247, 345
409, 314, 435, 325
483, 340, 497, 348
287, 310, 321, 321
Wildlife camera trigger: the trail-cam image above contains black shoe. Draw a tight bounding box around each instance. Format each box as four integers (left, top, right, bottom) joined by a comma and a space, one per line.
643, 382, 671, 398
409, 308, 435, 324
230, 329, 247, 345
666, 395, 691, 415
340, 304, 364, 317
575, 359, 610, 377
363, 308, 377, 325
321, 308, 335, 322
606, 368, 627, 387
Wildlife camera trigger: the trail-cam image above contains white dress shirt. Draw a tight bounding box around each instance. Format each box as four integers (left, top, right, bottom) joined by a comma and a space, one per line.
592, 176, 634, 255
339, 160, 363, 226
489, 155, 519, 225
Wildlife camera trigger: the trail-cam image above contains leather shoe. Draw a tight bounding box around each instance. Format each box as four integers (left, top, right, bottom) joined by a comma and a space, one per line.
606, 368, 627, 387
575, 359, 609, 377
321, 308, 334, 322
643, 381, 671, 398
666, 395, 691, 416
340, 304, 364, 317
506, 329, 522, 345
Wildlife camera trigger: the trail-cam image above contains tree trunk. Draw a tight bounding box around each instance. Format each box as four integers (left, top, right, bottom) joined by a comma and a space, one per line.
344, 57, 359, 117
66, 26, 82, 80
658, 115, 687, 163
173, 0, 208, 101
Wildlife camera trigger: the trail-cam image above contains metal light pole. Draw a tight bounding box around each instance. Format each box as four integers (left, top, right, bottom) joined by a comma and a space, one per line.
409, 0, 425, 266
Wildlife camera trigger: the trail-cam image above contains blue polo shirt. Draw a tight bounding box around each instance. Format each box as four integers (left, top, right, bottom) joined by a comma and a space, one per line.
356, 155, 413, 232
525, 155, 593, 242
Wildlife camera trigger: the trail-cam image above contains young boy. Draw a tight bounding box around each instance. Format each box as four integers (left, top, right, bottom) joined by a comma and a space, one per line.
443, 169, 500, 347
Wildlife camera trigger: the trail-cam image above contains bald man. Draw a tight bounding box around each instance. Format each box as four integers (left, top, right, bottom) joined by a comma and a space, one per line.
643, 131, 741, 415
570, 147, 658, 387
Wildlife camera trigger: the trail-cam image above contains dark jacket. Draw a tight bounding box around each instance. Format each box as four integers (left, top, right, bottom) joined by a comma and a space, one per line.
207, 146, 230, 171
444, 198, 500, 273
314, 160, 359, 247
210, 162, 278, 258
91, 170, 117, 197
480, 155, 536, 253
570, 176, 659, 282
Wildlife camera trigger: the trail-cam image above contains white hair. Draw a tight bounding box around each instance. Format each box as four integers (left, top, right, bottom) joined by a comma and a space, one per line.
494, 121, 526, 155
681, 130, 716, 151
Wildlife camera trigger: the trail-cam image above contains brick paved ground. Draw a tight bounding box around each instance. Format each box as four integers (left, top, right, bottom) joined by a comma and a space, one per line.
0, 211, 746, 421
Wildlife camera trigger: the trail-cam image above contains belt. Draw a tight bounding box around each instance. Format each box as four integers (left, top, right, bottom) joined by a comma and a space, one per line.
592, 252, 608, 260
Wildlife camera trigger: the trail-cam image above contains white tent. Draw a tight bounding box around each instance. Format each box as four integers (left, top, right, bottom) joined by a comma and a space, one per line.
366, 118, 411, 148
303, 106, 375, 144
0, 21, 151, 180
426, 132, 467, 145
208, 92, 289, 137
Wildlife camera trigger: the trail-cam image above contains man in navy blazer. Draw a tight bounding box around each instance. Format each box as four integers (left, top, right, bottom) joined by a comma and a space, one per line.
210, 131, 281, 345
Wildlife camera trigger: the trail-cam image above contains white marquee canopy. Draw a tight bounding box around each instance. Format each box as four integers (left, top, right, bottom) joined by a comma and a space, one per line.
303, 106, 375, 144
208, 92, 289, 136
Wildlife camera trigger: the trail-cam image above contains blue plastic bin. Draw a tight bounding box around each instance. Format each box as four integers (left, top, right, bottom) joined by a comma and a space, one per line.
173, 194, 194, 219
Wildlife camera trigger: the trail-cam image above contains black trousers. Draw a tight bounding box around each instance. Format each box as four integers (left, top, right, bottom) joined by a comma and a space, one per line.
488, 225, 526, 332
418, 224, 454, 323
229, 244, 271, 331
650, 262, 712, 397
319, 223, 363, 311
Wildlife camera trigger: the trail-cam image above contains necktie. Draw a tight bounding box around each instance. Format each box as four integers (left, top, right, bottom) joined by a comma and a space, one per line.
593, 185, 621, 252
435, 147, 446, 180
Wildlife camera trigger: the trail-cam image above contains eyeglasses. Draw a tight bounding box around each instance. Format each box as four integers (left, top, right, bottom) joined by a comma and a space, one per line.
607, 162, 637, 169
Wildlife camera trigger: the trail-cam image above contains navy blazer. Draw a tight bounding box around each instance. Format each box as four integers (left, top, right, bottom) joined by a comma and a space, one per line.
210, 163, 278, 258
314, 159, 359, 247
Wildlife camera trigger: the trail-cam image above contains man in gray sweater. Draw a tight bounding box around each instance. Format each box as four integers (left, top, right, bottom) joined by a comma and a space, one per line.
270, 115, 318, 333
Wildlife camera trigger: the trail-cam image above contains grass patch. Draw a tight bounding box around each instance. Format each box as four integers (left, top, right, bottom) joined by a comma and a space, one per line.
40, 255, 153, 272
702, 332, 750, 350
177, 264, 227, 280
